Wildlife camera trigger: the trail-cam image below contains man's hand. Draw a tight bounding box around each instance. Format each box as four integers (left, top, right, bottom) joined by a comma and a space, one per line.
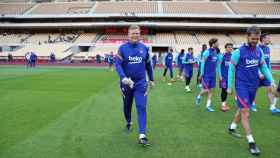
149, 81, 155, 89
144, 81, 155, 96
227, 88, 232, 95
259, 74, 264, 80
121, 77, 134, 88
270, 82, 277, 94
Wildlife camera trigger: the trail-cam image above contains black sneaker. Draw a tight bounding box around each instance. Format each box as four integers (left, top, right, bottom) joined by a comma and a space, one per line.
228, 128, 242, 138
126, 122, 132, 132
138, 137, 150, 147
249, 143, 261, 156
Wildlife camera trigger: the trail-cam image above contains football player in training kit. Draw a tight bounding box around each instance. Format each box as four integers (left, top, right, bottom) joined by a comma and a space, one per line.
115, 25, 155, 146
219, 43, 234, 112
176, 49, 186, 80
227, 26, 275, 156
254, 33, 280, 114
196, 44, 208, 88
162, 48, 176, 85
196, 38, 222, 112
183, 47, 196, 92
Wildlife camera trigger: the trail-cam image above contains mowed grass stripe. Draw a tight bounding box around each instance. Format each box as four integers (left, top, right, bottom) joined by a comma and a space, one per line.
0, 67, 117, 154
0, 67, 279, 158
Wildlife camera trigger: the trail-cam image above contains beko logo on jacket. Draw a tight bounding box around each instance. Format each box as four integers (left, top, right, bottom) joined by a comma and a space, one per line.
211, 56, 217, 62
128, 56, 143, 64
246, 59, 259, 67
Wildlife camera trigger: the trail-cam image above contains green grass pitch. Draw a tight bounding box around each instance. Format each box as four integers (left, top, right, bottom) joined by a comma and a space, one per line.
0, 66, 279, 158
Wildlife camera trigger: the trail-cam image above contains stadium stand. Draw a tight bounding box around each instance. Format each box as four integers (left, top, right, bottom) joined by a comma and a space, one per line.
93, 44, 118, 57
196, 33, 234, 45
154, 33, 176, 44
97, 33, 151, 43
1, 1, 280, 16
29, 2, 94, 14
93, 1, 158, 14
230, 34, 247, 45
100, 34, 128, 41
0, 3, 34, 15
0, 0, 31, 2
270, 34, 280, 45
0, 33, 30, 44
174, 32, 199, 45
23, 33, 78, 44
162, 1, 231, 14
74, 33, 97, 43
0, 44, 73, 60
24, 33, 59, 44
228, 2, 280, 15
270, 47, 280, 62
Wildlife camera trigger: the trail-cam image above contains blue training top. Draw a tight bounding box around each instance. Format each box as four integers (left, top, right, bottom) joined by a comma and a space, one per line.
115, 41, 154, 82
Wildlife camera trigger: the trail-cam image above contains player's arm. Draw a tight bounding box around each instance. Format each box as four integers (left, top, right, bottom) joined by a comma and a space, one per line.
197, 52, 202, 64
163, 53, 167, 67
199, 50, 209, 77
258, 68, 265, 79
175, 54, 179, 66
259, 51, 274, 85
227, 49, 240, 92
257, 48, 265, 79
115, 49, 126, 80
182, 54, 189, 64
145, 49, 154, 81
216, 54, 223, 80
268, 47, 272, 70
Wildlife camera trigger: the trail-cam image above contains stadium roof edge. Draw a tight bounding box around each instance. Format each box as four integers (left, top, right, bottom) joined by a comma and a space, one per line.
1, 13, 280, 20
1, 22, 280, 30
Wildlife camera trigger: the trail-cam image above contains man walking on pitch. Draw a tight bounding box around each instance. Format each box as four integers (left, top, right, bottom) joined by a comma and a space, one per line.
196, 38, 222, 112
227, 26, 275, 156
152, 53, 157, 70
108, 51, 114, 71
196, 44, 208, 88
162, 48, 175, 85
176, 49, 185, 80
219, 43, 233, 112
115, 25, 155, 146
183, 47, 196, 92
254, 33, 280, 114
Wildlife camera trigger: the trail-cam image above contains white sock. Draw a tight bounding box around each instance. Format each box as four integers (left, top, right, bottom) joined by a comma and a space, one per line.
246, 134, 255, 143
139, 134, 146, 139
222, 102, 226, 107
273, 97, 278, 105
206, 99, 211, 107
270, 104, 276, 110
270, 97, 278, 110
230, 122, 237, 130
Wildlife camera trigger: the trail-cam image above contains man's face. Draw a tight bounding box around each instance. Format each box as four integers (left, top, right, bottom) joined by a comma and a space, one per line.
262, 35, 270, 45
247, 33, 260, 47
128, 28, 141, 43
213, 41, 219, 48
189, 49, 193, 54
226, 45, 233, 53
